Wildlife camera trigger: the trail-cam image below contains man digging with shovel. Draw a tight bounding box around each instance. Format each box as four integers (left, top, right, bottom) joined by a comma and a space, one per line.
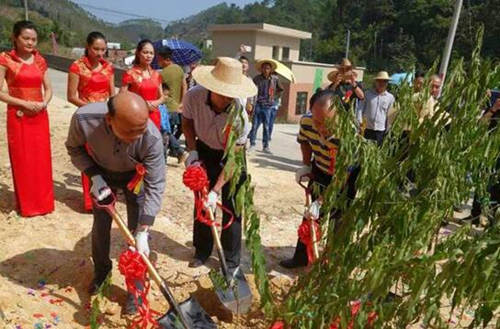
65, 91, 166, 314
182, 57, 256, 313
280, 89, 359, 269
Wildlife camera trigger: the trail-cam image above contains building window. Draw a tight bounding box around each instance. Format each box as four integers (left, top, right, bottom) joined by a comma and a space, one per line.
296, 92, 308, 115
272, 46, 280, 60
282, 47, 290, 60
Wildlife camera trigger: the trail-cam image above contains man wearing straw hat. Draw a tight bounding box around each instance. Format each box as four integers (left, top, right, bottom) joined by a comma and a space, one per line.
356, 71, 395, 146
248, 59, 283, 153
327, 58, 365, 111
182, 57, 257, 269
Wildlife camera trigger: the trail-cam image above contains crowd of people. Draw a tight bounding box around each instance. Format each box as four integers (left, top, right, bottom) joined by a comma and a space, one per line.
1, 20, 498, 314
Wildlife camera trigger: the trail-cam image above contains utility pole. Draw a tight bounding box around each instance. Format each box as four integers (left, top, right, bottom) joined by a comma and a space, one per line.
345, 29, 351, 59
24, 0, 29, 20
439, 0, 463, 90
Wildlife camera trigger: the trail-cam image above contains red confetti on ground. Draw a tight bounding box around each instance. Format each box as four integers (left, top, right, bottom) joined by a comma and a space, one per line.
49, 298, 64, 305
33, 313, 44, 318
50, 312, 58, 318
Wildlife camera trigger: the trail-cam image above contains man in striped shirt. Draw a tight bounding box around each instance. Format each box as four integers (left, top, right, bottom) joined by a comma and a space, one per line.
280, 89, 358, 268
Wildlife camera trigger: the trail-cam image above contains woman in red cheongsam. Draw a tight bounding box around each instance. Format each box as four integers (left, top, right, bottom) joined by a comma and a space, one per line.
67, 31, 115, 212
0, 20, 54, 217
120, 39, 163, 130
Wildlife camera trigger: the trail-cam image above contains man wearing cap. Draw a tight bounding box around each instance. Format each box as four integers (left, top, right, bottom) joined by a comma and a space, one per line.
327, 58, 365, 111
65, 92, 166, 313
182, 57, 257, 270
357, 71, 395, 146
248, 60, 283, 153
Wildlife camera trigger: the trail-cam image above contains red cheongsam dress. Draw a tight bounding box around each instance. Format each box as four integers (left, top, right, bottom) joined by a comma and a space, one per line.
69, 56, 114, 211
0, 49, 54, 217
122, 65, 162, 130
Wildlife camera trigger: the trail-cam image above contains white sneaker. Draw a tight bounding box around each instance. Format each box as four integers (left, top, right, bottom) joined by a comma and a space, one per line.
263, 147, 272, 154
247, 145, 255, 152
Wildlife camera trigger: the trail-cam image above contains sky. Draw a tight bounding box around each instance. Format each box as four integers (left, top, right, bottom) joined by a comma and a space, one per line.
70, 0, 257, 25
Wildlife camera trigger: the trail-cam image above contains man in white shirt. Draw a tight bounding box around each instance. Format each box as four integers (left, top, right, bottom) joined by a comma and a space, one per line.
182, 57, 256, 270
357, 71, 395, 146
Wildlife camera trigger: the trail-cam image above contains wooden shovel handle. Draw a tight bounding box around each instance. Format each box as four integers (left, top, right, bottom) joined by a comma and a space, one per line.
102, 198, 191, 329
208, 208, 230, 281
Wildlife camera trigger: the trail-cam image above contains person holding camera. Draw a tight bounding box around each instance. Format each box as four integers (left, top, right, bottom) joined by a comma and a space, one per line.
327, 58, 365, 111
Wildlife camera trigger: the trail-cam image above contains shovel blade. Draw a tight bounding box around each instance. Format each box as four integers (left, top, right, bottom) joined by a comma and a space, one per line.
158, 297, 217, 329
214, 267, 252, 314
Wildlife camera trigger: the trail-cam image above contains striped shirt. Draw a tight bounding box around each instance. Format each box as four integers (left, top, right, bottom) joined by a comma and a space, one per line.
297, 114, 339, 175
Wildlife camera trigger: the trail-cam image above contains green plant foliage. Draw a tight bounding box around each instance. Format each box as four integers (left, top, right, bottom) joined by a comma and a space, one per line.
224, 31, 499, 328
89, 274, 111, 329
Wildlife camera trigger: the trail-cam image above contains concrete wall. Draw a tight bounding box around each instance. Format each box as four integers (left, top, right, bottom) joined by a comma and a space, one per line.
289, 61, 365, 85
281, 82, 315, 123
211, 31, 258, 60
254, 32, 300, 62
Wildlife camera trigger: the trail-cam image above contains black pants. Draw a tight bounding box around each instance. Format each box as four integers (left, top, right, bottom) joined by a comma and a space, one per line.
471, 157, 500, 221
291, 163, 359, 265
91, 170, 144, 283
193, 140, 246, 269
170, 112, 183, 140
163, 132, 184, 158
364, 129, 386, 147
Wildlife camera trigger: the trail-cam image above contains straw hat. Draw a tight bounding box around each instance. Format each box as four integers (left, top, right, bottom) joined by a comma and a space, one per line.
374, 71, 390, 80
340, 58, 352, 70
255, 59, 278, 73
327, 68, 339, 82
192, 57, 257, 98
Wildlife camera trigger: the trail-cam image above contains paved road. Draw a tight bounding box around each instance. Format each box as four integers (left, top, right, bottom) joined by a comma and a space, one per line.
48, 68, 302, 170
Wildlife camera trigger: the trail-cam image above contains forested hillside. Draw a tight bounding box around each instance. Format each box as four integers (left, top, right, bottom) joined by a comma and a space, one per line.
165, 0, 499, 71
0, 0, 164, 52
1, 0, 498, 72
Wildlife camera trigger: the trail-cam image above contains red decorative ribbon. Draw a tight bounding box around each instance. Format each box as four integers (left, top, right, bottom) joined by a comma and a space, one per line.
127, 164, 147, 195
270, 302, 377, 329
118, 249, 160, 329
329, 147, 337, 174
298, 220, 321, 264
330, 300, 378, 329
222, 124, 233, 149
269, 321, 285, 329
343, 89, 353, 103
183, 164, 234, 229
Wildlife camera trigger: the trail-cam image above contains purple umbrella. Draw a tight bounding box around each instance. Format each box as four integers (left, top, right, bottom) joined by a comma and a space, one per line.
152, 39, 202, 69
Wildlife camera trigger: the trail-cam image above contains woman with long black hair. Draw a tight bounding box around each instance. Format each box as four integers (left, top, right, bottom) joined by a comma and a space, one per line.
67, 31, 115, 212
0, 20, 54, 217
121, 39, 164, 130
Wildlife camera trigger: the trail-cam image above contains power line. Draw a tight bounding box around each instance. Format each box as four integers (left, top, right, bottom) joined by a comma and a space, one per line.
75, 2, 170, 24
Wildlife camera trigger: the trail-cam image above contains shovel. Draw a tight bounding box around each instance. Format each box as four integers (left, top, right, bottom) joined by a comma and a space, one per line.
95, 194, 217, 329
207, 207, 252, 314
299, 174, 320, 261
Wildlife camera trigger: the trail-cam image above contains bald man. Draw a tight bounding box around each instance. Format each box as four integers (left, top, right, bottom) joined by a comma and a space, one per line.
65, 92, 165, 313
